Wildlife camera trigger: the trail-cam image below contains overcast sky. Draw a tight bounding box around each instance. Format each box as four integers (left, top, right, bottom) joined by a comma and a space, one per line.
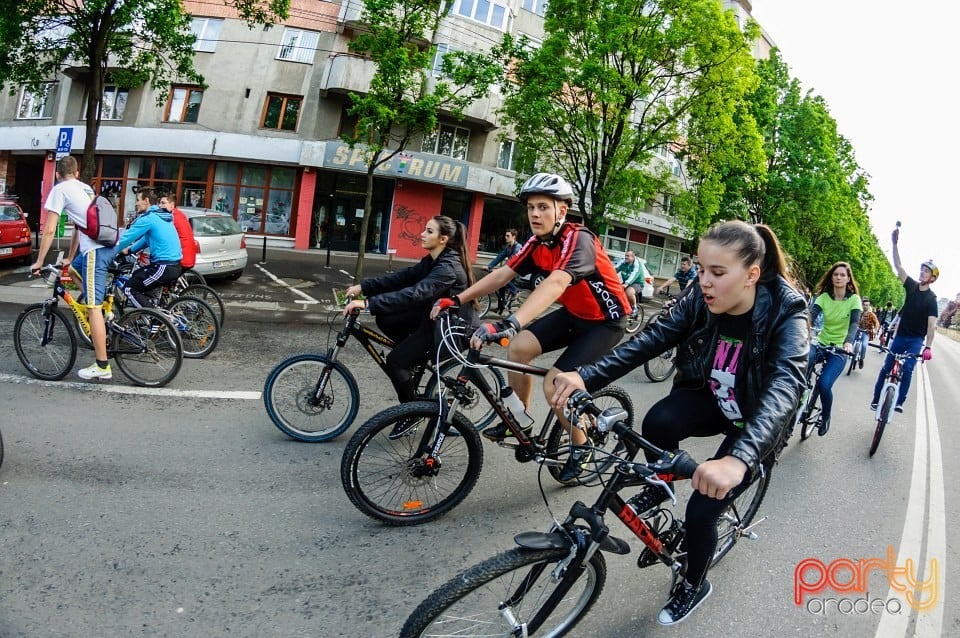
749, 1, 959, 301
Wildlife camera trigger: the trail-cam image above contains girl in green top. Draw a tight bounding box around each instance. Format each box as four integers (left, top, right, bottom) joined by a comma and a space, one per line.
808, 262, 862, 435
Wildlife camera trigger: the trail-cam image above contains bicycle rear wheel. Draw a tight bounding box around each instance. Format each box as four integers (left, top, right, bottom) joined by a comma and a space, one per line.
545, 385, 634, 486
14, 303, 78, 381
477, 293, 493, 318
263, 353, 360, 442
625, 304, 644, 334
641, 316, 676, 382
178, 284, 226, 327
799, 399, 821, 441
711, 458, 772, 566
340, 401, 483, 525
401, 547, 606, 638
869, 386, 896, 457
423, 359, 505, 431
180, 268, 207, 287
164, 296, 220, 358
111, 308, 183, 387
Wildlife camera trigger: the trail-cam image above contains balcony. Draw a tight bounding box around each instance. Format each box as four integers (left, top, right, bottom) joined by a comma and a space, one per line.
319, 54, 377, 96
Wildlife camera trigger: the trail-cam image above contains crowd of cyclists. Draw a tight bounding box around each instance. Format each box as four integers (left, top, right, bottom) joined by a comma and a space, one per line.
30, 156, 204, 380
28, 164, 943, 629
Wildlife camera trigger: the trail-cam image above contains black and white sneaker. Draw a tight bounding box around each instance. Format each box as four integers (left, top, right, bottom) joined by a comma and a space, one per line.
894, 405, 904, 414
557, 447, 594, 482
657, 579, 712, 626
870, 402, 878, 411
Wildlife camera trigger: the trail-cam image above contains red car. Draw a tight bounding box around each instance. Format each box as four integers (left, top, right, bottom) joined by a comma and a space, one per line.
0, 197, 33, 265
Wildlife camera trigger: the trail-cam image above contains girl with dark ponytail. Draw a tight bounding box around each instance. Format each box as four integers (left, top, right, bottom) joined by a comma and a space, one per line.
552, 219, 808, 625
344, 216, 478, 420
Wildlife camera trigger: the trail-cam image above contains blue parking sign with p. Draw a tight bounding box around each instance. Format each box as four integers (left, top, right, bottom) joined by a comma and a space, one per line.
56, 127, 73, 159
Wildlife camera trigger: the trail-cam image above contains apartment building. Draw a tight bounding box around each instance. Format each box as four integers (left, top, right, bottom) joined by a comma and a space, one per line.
0, 0, 768, 274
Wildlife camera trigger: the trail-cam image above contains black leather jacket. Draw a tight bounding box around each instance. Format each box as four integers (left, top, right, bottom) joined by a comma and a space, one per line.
362, 247, 478, 327
579, 276, 809, 473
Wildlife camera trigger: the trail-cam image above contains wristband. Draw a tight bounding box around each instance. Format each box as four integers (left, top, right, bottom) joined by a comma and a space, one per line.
452, 294, 461, 307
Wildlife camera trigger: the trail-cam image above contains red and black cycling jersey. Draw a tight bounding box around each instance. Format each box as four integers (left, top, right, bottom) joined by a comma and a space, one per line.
507, 222, 631, 321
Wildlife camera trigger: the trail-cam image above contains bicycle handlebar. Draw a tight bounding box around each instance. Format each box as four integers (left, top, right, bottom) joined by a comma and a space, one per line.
565, 390, 699, 479
812, 343, 854, 357
868, 343, 925, 360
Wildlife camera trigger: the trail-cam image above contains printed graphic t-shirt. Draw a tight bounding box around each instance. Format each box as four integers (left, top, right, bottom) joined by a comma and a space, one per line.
710, 311, 753, 427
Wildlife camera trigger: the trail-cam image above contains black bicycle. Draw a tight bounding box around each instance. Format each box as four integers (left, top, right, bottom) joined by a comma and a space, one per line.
846, 329, 867, 375
339, 311, 634, 526
400, 390, 771, 637
637, 294, 678, 382
263, 305, 505, 442
477, 273, 538, 318
868, 343, 924, 457
795, 344, 851, 441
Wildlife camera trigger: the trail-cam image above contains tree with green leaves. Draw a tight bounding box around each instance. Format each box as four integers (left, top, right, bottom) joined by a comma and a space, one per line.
494, 0, 760, 231
343, 0, 500, 280
0, 0, 289, 184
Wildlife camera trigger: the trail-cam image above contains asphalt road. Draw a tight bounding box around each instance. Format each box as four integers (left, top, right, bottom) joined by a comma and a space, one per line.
0, 249, 957, 637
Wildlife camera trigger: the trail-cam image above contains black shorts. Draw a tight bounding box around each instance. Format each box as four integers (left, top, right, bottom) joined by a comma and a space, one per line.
524, 307, 625, 372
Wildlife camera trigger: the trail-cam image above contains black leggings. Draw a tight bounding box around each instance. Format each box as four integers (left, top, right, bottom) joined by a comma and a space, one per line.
385, 321, 465, 403
642, 387, 756, 587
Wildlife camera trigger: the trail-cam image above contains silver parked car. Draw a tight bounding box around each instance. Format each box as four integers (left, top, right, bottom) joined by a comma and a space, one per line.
179, 207, 248, 279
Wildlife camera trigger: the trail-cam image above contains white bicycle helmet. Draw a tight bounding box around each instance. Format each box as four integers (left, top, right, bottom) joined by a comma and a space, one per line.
921, 259, 939, 278
519, 173, 575, 204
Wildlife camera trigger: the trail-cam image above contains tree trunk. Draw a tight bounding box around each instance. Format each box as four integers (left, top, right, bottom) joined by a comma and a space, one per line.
352, 164, 377, 282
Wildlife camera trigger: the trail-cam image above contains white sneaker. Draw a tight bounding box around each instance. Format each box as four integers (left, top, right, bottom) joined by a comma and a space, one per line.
78, 362, 112, 380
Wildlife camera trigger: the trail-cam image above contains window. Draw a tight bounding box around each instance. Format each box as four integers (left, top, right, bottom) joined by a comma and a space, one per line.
277, 28, 319, 64
262, 93, 302, 131
422, 124, 470, 160
497, 140, 516, 171
88, 86, 128, 121
165, 86, 203, 123
16, 83, 58, 119
521, 0, 547, 16
453, 0, 511, 30
190, 17, 223, 52
432, 43, 459, 77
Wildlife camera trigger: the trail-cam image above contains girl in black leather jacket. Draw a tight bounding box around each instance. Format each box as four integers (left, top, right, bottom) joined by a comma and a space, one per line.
552, 220, 808, 626
344, 216, 478, 405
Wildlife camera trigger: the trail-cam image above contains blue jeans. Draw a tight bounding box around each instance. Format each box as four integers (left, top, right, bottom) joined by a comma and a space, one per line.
872, 335, 924, 406
857, 330, 869, 358
808, 345, 846, 421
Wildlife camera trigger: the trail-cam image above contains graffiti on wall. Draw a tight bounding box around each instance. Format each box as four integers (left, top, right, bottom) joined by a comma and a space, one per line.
396, 205, 428, 246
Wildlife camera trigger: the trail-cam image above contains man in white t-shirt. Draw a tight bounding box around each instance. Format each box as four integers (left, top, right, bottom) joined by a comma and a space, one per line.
31, 156, 116, 380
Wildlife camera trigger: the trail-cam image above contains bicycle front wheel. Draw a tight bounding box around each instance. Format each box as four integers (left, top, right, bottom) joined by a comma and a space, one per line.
340, 401, 483, 525
711, 458, 772, 566
423, 359, 506, 431
180, 268, 207, 287
14, 303, 78, 381
477, 293, 493, 318
869, 386, 896, 457
179, 284, 226, 327
164, 296, 221, 358
111, 308, 184, 387
263, 353, 360, 442
545, 385, 634, 486
401, 547, 606, 638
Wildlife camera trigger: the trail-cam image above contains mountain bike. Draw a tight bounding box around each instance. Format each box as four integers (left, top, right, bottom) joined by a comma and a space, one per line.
339, 311, 635, 526
868, 343, 924, 457
400, 390, 771, 637
14, 262, 184, 387
125, 252, 226, 327
846, 329, 867, 375
477, 273, 537, 318
639, 294, 679, 382
794, 344, 851, 441
263, 306, 506, 442
78, 258, 221, 359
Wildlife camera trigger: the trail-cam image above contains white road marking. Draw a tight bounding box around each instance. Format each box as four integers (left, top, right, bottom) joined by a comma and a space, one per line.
874, 364, 945, 637
254, 263, 320, 305
0, 372, 261, 400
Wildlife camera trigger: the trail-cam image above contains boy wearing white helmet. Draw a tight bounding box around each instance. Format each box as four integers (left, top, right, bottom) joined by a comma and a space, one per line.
431, 172, 630, 480
870, 225, 938, 412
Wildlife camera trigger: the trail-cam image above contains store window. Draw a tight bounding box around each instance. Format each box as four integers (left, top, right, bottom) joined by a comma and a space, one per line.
165, 86, 203, 123
262, 93, 302, 131
277, 28, 319, 64
190, 17, 223, 52
16, 83, 58, 119
422, 124, 469, 160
